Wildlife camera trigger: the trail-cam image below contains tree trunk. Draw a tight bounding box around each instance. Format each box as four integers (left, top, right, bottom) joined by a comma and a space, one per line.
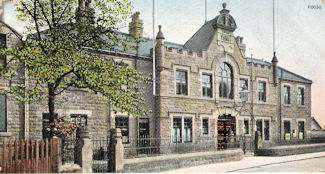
48, 84, 57, 137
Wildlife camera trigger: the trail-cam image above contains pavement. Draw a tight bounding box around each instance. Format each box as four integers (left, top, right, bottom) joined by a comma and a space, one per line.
161, 151, 325, 173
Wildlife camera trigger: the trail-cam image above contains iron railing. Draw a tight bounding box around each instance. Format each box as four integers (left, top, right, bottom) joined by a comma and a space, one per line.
124, 136, 242, 159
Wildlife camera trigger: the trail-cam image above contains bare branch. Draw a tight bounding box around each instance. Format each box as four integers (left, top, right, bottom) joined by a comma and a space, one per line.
36, 0, 52, 29
54, 81, 76, 96
55, 0, 71, 26
53, 69, 74, 89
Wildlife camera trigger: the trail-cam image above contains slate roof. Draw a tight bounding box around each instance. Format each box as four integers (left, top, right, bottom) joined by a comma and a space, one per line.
25, 29, 312, 84
183, 19, 215, 52
109, 32, 184, 58
312, 117, 323, 130
0, 21, 23, 40
246, 57, 312, 84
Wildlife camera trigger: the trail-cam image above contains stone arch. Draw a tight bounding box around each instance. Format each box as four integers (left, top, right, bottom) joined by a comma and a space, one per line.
211, 53, 241, 75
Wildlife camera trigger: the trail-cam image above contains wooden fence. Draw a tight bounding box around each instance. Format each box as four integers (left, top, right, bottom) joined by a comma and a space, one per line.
0, 138, 58, 173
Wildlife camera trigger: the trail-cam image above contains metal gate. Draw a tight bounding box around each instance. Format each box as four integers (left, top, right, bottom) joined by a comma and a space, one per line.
92, 137, 110, 173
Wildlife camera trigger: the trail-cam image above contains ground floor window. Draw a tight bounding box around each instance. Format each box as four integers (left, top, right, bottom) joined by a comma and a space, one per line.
172, 118, 182, 143
115, 117, 129, 144
0, 94, 6, 132
264, 120, 270, 140
183, 118, 192, 142
71, 114, 88, 127
255, 119, 270, 141
244, 119, 249, 135
42, 113, 58, 139
202, 118, 209, 135
284, 120, 291, 140
298, 121, 305, 139
172, 117, 192, 143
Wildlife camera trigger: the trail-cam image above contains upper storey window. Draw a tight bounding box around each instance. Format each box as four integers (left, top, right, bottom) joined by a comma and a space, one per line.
283, 85, 291, 104
298, 87, 304, 105
258, 81, 266, 102
218, 63, 233, 99
239, 78, 248, 101
202, 74, 212, 98
176, 70, 188, 95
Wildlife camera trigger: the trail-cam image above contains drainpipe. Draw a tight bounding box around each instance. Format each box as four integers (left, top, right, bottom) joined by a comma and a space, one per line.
279, 69, 283, 141
24, 68, 29, 139
250, 54, 254, 150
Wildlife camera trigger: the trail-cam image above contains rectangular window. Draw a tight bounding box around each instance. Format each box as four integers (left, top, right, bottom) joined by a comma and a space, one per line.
115, 117, 129, 144
70, 114, 88, 127
284, 120, 291, 140
256, 120, 263, 137
172, 118, 182, 143
202, 74, 212, 97
0, 94, 6, 132
42, 113, 58, 139
283, 86, 291, 104
258, 81, 266, 102
239, 79, 248, 100
176, 70, 188, 95
264, 120, 270, 140
183, 118, 192, 142
298, 87, 304, 105
298, 121, 305, 139
244, 119, 249, 135
202, 118, 209, 135
0, 34, 6, 67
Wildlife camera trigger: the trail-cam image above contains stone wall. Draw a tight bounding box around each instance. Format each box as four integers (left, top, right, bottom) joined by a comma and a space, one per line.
155, 25, 312, 147
123, 149, 244, 173
0, 22, 25, 140
255, 143, 325, 156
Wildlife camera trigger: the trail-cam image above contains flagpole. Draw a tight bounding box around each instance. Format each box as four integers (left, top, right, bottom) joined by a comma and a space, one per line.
152, 0, 156, 96
273, 0, 275, 53
205, 0, 207, 23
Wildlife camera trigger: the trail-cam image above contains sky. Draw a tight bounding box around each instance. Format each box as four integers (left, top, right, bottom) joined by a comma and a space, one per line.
3, 0, 325, 127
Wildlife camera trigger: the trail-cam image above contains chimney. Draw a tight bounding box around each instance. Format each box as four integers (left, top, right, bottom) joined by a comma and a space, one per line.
129, 12, 143, 39
236, 36, 246, 57
76, 0, 94, 23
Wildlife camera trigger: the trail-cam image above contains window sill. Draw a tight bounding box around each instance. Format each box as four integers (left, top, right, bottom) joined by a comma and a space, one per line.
201, 134, 210, 137
217, 98, 234, 102
283, 104, 291, 107
0, 132, 12, 137
298, 105, 305, 108
201, 96, 213, 99
175, 94, 189, 97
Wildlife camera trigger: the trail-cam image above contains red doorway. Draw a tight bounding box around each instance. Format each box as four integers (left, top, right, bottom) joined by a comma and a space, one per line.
217, 114, 236, 150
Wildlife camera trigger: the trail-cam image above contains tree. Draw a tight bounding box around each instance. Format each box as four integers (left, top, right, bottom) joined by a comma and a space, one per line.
0, 0, 149, 137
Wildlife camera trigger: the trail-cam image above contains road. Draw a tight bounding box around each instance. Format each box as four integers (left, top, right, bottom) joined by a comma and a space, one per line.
162, 151, 325, 173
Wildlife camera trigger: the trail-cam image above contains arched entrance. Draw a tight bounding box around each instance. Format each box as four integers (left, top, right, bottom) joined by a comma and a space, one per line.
217, 114, 236, 150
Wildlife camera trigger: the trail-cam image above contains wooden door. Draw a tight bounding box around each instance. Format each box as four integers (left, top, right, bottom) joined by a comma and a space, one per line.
217, 120, 233, 150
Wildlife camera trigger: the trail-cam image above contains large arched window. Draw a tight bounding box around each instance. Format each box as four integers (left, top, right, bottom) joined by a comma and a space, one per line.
218, 62, 233, 99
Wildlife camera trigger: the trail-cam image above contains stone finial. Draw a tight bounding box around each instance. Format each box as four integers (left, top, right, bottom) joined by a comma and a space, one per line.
156, 25, 165, 40
222, 2, 227, 9
272, 51, 278, 63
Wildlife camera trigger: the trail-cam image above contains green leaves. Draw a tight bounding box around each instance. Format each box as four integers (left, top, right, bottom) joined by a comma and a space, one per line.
0, 0, 149, 116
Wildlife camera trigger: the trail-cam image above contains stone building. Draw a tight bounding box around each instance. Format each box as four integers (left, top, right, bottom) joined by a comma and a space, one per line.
0, 2, 313, 150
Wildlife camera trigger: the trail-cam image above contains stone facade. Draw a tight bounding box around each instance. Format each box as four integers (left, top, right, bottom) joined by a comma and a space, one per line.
0, 3, 312, 151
